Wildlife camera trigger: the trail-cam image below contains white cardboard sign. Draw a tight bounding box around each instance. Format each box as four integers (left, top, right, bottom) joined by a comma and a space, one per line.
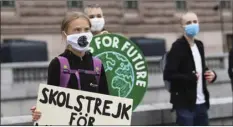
34, 84, 133, 126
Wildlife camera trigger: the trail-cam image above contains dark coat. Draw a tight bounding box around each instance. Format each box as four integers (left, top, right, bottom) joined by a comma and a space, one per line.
164, 36, 217, 110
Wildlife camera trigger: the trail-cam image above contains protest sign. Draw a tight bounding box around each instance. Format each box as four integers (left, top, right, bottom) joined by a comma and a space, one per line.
89, 33, 148, 110
34, 84, 133, 126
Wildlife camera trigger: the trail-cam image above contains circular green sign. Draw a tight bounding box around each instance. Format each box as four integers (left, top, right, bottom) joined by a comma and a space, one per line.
90, 33, 148, 110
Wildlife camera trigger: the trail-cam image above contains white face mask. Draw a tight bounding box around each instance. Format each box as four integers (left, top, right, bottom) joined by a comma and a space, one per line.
90, 17, 105, 32
66, 32, 93, 52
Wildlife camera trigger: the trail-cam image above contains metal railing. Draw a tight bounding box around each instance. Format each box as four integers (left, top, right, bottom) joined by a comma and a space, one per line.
1, 53, 229, 85
1, 62, 49, 85
13, 67, 48, 83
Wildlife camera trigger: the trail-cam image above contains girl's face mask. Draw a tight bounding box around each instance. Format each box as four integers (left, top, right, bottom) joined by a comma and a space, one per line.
64, 32, 93, 52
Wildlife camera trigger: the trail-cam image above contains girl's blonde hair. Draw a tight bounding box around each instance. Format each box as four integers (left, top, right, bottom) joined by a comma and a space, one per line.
61, 12, 91, 33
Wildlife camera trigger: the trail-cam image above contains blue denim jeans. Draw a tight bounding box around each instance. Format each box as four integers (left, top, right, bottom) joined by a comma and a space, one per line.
175, 103, 209, 126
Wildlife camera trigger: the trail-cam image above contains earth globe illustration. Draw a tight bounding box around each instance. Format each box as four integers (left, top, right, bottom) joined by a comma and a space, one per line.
96, 51, 134, 97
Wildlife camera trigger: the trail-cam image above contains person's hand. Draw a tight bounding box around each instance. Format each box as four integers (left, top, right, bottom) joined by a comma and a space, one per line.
31, 106, 41, 121
204, 70, 215, 83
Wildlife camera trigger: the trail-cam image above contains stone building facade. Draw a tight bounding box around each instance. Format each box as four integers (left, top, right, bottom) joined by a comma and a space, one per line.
1, 0, 233, 60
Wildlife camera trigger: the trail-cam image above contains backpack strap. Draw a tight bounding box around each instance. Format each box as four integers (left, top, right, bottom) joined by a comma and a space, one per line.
57, 56, 81, 89
74, 71, 81, 90
92, 57, 102, 85
57, 56, 70, 88
57, 56, 101, 89
160, 52, 171, 92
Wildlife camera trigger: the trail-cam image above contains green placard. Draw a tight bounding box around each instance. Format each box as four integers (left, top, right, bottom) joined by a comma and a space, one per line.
90, 33, 148, 110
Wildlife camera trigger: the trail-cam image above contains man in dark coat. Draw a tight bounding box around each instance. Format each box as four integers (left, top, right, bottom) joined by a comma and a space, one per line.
164, 12, 217, 126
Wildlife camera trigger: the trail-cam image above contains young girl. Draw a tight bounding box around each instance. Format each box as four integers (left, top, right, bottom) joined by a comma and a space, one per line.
31, 12, 109, 121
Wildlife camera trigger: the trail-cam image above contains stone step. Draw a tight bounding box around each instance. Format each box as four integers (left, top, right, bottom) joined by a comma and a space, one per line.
140, 1, 174, 10
1, 82, 43, 101
20, 16, 63, 25
1, 16, 63, 25
190, 1, 218, 9
132, 97, 233, 125
18, 0, 66, 8
1, 97, 232, 125
85, 0, 121, 8
102, 8, 123, 17
143, 17, 177, 24
1, 16, 20, 25
199, 16, 221, 23
142, 83, 232, 104
20, 8, 66, 17
1, 98, 36, 117
104, 16, 122, 24
142, 10, 175, 17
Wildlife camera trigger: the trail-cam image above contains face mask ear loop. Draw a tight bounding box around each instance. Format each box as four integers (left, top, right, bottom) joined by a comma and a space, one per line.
61, 31, 66, 45
63, 31, 70, 47
63, 31, 68, 36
